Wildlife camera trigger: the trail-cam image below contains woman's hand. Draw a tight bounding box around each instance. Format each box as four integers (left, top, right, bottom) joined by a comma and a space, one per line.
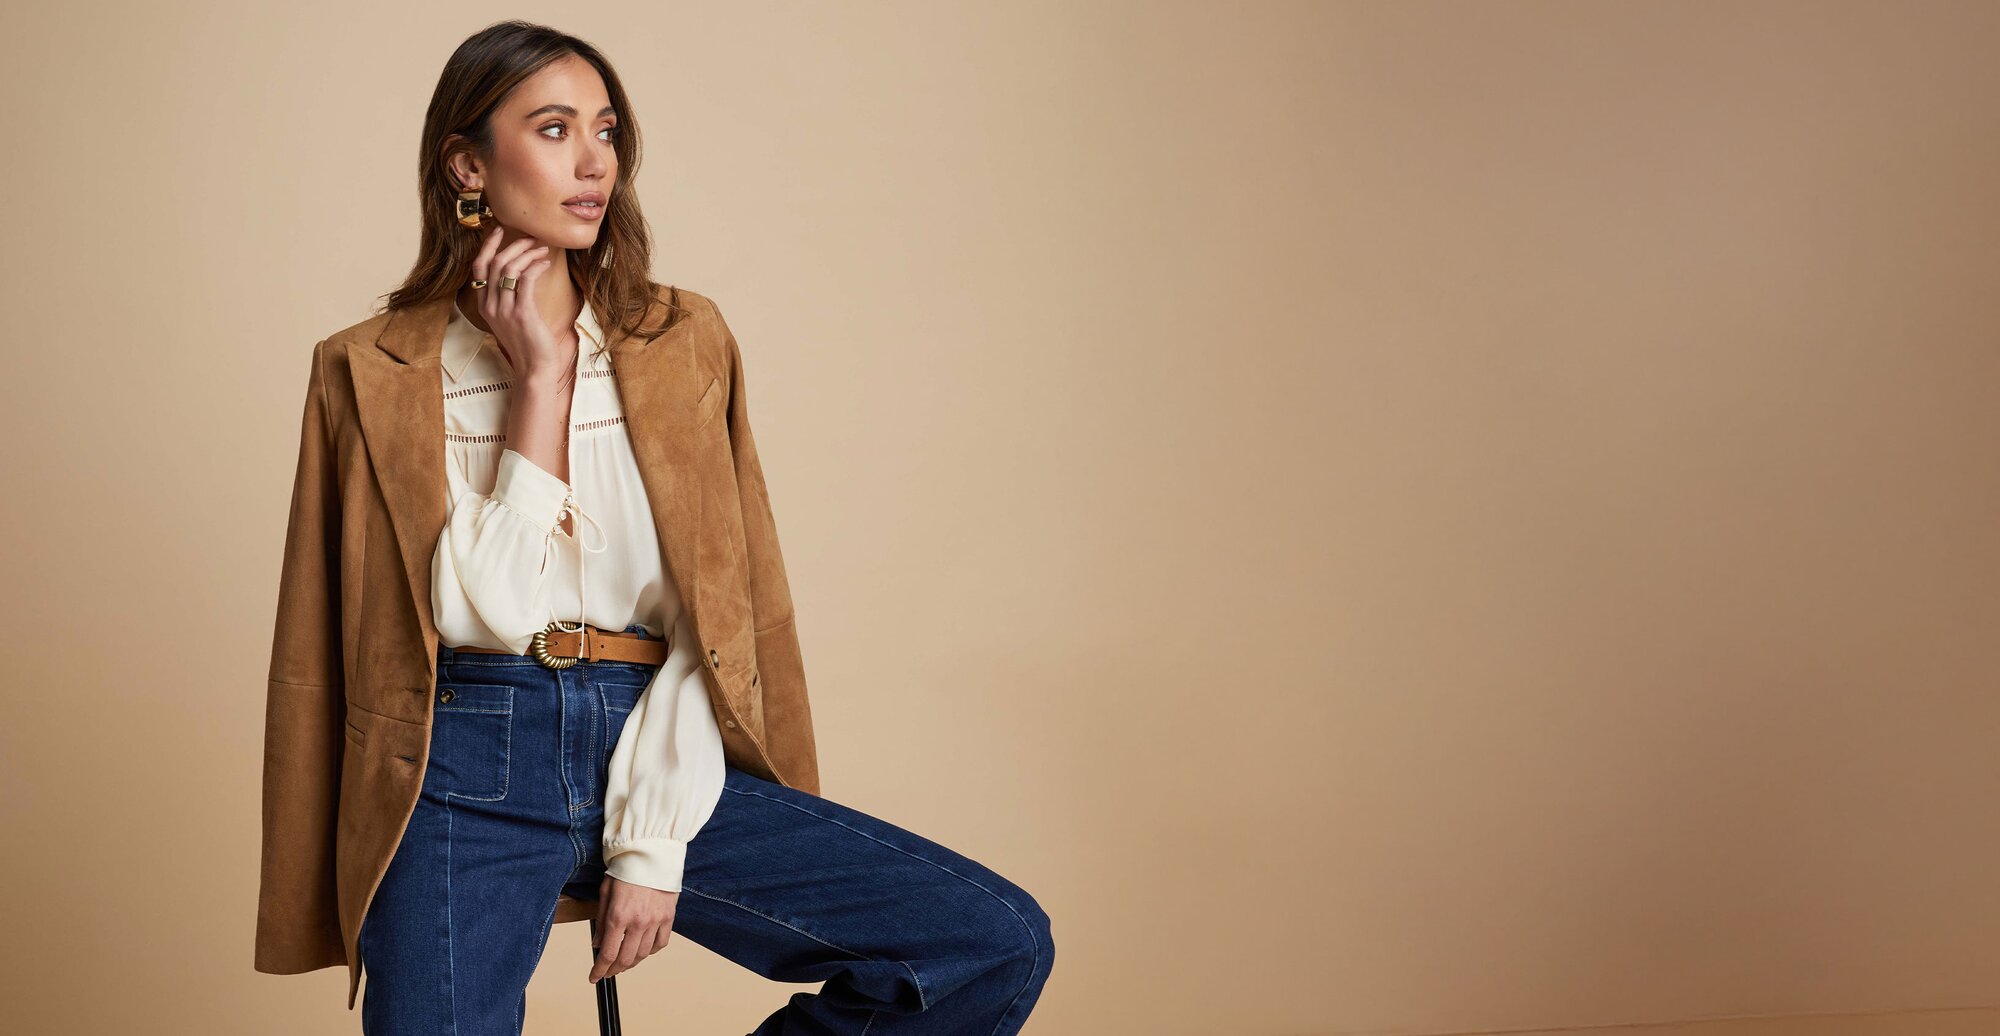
470, 224, 573, 385
591, 873, 679, 982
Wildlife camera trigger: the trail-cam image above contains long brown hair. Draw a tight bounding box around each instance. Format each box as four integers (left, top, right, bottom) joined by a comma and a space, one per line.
381, 20, 679, 344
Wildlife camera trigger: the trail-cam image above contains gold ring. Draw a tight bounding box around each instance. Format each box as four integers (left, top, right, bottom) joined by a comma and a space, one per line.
469, 278, 487, 289
499, 275, 518, 291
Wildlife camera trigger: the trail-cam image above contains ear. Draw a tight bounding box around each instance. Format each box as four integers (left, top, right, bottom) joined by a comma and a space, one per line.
441, 138, 484, 191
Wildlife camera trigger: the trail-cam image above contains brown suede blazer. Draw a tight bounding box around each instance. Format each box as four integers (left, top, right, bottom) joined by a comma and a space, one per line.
252, 283, 820, 1008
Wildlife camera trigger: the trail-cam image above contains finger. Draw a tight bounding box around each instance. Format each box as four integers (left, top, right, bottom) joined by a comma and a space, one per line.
501, 248, 551, 304
472, 224, 502, 280
620, 928, 652, 976
494, 247, 549, 323
589, 878, 612, 977
490, 257, 531, 328
472, 225, 504, 313
616, 927, 646, 975
472, 232, 512, 324
501, 245, 550, 286
592, 923, 626, 982
485, 236, 536, 314
517, 253, 553, 297
491, 233, 541, 277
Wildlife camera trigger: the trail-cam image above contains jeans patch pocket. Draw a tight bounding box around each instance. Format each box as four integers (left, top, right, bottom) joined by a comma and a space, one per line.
429, 682, 513, 802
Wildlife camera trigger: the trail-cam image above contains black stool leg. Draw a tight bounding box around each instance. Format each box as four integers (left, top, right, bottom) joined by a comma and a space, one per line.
589, 916, 623, 1035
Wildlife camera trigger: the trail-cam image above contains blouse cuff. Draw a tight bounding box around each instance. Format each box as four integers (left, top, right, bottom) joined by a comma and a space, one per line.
491, 448, 571, 533
604, 836, 691, 894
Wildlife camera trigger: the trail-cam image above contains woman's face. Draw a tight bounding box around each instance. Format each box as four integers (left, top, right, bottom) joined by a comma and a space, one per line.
449, 54, 619, 253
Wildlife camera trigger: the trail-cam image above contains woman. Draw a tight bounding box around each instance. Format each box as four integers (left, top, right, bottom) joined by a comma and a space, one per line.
252, 20, 1054, 1035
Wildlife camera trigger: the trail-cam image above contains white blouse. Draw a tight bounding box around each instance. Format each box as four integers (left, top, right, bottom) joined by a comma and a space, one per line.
427, 295, 724, 894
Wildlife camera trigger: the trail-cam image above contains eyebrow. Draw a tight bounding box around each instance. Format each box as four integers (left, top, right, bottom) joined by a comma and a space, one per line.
522, 103, 617, 121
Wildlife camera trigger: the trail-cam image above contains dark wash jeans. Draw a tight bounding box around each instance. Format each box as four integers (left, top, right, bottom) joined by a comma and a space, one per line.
357, 624, 1055, 1035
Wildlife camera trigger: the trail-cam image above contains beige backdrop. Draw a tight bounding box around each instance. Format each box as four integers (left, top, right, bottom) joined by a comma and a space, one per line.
3, 2, 1997, 1034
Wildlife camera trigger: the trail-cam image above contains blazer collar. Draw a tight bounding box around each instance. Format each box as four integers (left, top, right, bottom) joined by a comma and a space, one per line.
351, 283, 710, 685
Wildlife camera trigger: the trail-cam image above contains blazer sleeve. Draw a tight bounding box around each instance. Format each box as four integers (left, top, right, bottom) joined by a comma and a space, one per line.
716, 305, 822, 796
255, 340, 348, 973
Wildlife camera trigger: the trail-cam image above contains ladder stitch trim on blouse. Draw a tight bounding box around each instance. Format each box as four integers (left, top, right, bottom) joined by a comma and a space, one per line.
443, 367, 616, 399
445, 415, 627, 444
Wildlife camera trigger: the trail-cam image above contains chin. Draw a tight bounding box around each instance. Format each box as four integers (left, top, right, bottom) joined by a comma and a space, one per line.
520, 225, 596, 251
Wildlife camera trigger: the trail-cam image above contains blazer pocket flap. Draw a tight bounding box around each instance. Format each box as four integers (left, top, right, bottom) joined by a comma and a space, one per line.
694, 376, 724, 424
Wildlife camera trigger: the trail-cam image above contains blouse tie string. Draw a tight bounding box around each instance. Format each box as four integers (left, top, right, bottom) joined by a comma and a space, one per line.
548, 488, 611, 640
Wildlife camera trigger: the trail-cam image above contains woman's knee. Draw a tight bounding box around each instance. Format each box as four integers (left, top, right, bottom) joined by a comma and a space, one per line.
978, 876, 1054, 975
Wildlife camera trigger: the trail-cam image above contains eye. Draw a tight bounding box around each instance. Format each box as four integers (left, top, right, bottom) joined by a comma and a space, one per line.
539, 121, 617, 145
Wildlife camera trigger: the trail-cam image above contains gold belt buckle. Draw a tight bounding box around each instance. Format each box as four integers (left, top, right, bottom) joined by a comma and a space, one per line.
530, 620, 586, 669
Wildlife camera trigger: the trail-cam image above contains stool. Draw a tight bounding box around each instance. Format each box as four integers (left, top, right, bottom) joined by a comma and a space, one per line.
554, 892, 622, 1034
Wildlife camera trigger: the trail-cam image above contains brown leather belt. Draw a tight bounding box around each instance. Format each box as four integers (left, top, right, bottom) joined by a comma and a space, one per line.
449, 620, 670, 670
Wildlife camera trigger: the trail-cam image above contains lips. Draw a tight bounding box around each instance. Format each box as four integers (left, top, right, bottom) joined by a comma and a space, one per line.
562, 192, 605, 220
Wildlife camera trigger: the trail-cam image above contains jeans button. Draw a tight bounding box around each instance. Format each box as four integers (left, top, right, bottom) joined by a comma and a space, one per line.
438, 688, 455, 704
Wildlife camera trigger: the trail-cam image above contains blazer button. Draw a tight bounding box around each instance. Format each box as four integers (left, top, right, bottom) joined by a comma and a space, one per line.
438, 688, 455, 704
723, 718, 737, 729
709, 648, 719, 668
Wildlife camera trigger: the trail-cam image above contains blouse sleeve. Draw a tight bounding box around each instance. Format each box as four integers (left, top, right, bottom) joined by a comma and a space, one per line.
601, 611, 727, 893
431, 447, 577, 654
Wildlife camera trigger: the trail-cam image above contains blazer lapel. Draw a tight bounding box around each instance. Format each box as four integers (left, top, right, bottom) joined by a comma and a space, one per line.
349, 286, 708, 679
349, 296, 451, 675
607, 287, 709, 625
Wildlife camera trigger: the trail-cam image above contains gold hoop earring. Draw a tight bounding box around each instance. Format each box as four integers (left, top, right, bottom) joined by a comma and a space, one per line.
456, 187, 493, 228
